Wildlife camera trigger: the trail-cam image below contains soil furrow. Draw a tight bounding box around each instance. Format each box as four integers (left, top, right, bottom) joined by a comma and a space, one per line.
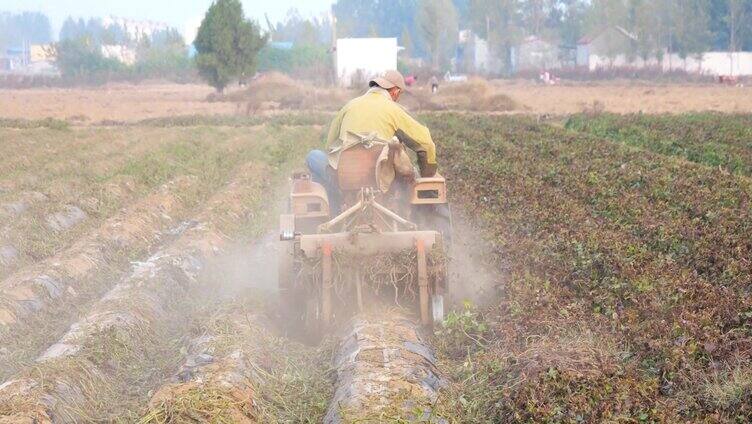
0, 162, 271, 422
139, 298, 333, 424
325, 312, 444, 423
0, 126, 268, 281
0, 176, 198, 380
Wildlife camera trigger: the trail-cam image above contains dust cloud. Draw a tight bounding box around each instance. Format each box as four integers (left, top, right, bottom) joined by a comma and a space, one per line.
446, 212, 505, 308
199, 232, 281, 300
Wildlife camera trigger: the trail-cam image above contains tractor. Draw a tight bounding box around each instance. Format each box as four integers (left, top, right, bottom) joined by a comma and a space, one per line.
278, 134, 451, 335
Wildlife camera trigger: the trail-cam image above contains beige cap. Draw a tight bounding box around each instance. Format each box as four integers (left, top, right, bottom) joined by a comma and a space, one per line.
369, 70, 407, 91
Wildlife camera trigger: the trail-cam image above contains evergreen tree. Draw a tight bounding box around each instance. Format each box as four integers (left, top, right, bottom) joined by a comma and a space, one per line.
194, 0, 267, 93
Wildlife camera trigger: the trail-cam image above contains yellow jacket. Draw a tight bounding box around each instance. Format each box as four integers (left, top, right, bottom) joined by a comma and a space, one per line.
326, 88, 437, 175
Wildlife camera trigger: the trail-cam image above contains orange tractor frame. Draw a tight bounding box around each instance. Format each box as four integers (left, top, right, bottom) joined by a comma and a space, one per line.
278, 137, 451, 332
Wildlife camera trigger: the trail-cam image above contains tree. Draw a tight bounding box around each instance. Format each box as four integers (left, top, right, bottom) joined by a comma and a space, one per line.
674, 0, 712, 62
333, 0, 427, 56
60, 17, 85, 41
557, 0, 589, 46
727, 0, 749, 52
194, 0, 267, 92
417, 0, 459, 70
469, 0, 522, 73
273, 9, 329, 46
55, 37, 125, 81
0, 11, 52, 49
522, 0, 548, 36
401, 26, 414, 57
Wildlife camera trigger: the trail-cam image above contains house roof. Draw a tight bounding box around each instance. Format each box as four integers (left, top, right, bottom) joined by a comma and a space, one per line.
578, 26, 638, 45
520, 35, 555, 46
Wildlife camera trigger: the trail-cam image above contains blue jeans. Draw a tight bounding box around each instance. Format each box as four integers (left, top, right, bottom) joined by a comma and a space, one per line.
306, 150, 341, 215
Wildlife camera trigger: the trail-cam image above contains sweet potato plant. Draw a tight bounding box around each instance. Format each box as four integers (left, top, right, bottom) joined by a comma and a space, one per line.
566, 112, 752, 177
426, 113, 752, 423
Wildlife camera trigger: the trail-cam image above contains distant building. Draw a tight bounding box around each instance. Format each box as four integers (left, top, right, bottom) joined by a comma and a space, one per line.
1, 44, 59, 76
457, 30, 503, 75
2, 46, 27, 71
577, 26, 637, 69
101, 45, 137, 66
30, 45, 55, 62
102, 16, 170, 42
577, 26, 752, 76
336, 38, 400, 88
511, 36, 562, 72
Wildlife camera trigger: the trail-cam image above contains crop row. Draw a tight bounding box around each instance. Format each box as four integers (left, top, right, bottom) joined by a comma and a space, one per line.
566, 112, 752, 176
0, 124, 309, 280
0, 162, 274, 422
425, 113, 752, 422
140, 298, 331, 424
0, 122, 324, 421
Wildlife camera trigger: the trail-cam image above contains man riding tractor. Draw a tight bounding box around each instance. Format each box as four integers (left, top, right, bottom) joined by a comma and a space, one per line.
306, 70, 438, 214
282, 70, 450, 331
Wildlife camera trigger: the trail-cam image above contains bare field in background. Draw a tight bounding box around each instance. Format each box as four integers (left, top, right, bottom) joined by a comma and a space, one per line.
1, 79, 751, 122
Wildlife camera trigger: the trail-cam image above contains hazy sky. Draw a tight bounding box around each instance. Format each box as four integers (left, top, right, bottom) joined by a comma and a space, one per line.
0, 0, 334, 41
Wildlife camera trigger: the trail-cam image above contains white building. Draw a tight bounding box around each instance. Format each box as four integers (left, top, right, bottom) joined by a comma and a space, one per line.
101, 45, 137, 66
102, 16, 170, 42
577, 27, 752, 76
336, 38, 400, 88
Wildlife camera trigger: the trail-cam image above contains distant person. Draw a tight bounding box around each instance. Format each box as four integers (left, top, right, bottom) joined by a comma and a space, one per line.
430, 76, 439, 94
306, 70, 438, 214
405, 74, 418, 87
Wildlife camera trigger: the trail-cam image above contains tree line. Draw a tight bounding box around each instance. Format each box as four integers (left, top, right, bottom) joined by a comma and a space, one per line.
0, 12, 52, 50
2, 0, 749, 86
274, 0, 751, 70
262, 0, 752, 72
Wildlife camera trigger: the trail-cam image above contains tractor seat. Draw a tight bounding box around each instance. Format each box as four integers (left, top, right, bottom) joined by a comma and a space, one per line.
337, 143, 383, 191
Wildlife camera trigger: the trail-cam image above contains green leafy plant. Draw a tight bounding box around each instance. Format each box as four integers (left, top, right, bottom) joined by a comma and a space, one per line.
436, 302, 489, 358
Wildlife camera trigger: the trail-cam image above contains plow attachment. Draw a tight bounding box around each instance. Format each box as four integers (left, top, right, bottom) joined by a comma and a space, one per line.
279, 183, 449, 336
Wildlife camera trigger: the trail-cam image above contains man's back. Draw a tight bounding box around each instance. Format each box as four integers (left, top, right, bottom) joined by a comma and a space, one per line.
329, 89, 402, 147
326, 87, 436, 176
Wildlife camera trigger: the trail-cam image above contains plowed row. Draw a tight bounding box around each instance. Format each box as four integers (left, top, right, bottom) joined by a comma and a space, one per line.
0, 120, 324, 422
0, 126, 281, 280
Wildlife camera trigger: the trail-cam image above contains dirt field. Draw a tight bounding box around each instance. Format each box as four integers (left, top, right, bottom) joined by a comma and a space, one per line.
1, 79, 751, 122
498, 80, 752, 114
2, 78, 751, 422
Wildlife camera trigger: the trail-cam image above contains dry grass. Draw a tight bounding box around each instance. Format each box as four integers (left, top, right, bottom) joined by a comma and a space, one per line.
701, 367, 752, 411
0, 120, 327, 421
0, 125, 295, 279
0, 176, 200, 381
494, 79, 752, 114
403, 78, 522, 112
220, 72, 355, 114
